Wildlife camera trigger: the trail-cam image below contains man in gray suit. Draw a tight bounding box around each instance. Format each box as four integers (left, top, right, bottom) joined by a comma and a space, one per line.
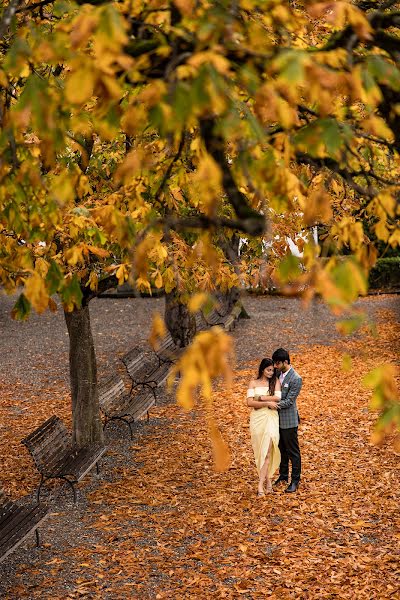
272, 348, 302, 493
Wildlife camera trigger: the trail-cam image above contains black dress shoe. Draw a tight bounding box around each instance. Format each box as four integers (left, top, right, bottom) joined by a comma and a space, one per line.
273, 476, 288, 486
284, 481, 300, 493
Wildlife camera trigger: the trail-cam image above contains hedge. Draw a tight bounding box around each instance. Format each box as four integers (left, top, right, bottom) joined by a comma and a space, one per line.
368, 257, 400, 290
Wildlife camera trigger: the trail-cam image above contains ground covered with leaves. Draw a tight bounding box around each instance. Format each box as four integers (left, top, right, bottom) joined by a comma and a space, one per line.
0, 293, 399, 599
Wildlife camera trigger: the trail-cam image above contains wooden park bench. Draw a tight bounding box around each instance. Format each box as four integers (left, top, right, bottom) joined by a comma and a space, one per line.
225, 302, 242, 331
0, 487, 48, 563
21, 416, 106, 504
98, 374, 156, 439
194, 311, 208, 333
121, 347, 172, 392
151, 332, 184, 365
202, 302, 242, 332
202, 308, 232, 329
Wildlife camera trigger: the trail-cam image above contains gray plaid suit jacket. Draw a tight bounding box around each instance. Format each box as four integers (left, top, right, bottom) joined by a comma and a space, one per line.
278, 367, 302, 429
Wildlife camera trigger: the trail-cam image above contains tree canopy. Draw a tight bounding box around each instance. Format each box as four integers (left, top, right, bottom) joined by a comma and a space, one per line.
1, 0, 399, 446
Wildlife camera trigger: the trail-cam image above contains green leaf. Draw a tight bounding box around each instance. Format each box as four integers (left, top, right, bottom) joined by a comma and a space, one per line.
294, 118, 353, 159
53, 0, 71, 17
363, 366, 383, 389
60, 275, 83, 309
11, 294, 31, 321
273, 51, 306, 84
367, 56, 400, 92
278, 254, 302, 282
46, 260, 63, 295
337, 314, 365, 335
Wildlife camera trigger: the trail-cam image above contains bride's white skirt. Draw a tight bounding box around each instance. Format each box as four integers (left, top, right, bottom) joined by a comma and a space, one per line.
250, 407, 280, 477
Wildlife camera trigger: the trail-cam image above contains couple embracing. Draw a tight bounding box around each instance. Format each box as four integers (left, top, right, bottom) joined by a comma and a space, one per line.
246, 348, 302, 496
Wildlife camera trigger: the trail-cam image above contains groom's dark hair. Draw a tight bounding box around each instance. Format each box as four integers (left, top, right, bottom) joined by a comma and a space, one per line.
272, 348, 290, 364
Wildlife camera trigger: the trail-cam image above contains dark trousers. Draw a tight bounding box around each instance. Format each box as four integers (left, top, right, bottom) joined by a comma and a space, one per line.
279, 427, 301, 482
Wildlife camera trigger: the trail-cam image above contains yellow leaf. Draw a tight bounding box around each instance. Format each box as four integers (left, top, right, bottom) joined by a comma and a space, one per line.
116, 264, 128, 285
209, 417, 231, 472
65, 69, 96, 105
88, 271, 98, 291
70, 14, 99, 49
149, 313, 167, 350
24, 272, 49, 314
376, 192, 396, 218
173, 0, 194, 16
66, 245, 84, 266
154, 270, 163, 289
48, 297, 58, 313
188, 292, 209, 313
342, 354, 352, 373
188, 51, 231, 76
87, 246, 110, 259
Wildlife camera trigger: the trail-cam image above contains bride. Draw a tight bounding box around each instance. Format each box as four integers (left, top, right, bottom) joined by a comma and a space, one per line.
246, 358, 281, 496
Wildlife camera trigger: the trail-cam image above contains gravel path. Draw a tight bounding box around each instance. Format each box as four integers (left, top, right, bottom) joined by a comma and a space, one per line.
0, 291, 398, 598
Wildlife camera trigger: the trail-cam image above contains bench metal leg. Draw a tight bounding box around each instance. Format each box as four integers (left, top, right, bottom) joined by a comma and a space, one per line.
109, 416, 134, 440
35, 528, 40, 547
36, 475, 46, 503
96, 461, 100, 475
123, 419, 134, 440
61, 477, 77, 503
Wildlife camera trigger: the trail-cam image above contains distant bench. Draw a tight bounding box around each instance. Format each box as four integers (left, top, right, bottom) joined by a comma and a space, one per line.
202, 302, 242, 331
0, 487, 48, 563
21, 416, 106, 503
121, 347, 171, 394
152, 332, 184, 365
98, 374, 156, 439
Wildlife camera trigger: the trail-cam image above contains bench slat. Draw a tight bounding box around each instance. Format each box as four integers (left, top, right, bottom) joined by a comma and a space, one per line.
0, 504, 45, 546
58, 445, 106, 480
0, 487, 49, 564
109, 389, 155, 421
99, 375, 131, 418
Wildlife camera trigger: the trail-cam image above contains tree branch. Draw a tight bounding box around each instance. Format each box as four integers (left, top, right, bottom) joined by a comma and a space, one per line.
154, 132, 185, 201
199, 117, 266, 236
16, 0, 54, 12
296, 152, 378, 198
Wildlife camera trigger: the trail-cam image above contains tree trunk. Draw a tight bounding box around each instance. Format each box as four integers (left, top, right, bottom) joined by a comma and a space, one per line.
165, 291, 196, 347
214, 287, 241, 315
216, 233, 242, 314
64, 304, 104, 448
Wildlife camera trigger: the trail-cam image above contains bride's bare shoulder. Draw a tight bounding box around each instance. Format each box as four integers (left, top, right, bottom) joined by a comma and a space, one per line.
248, 379, 257, 387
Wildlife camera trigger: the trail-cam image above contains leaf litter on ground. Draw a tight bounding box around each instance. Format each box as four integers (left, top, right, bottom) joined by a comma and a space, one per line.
0, 294, 399, 599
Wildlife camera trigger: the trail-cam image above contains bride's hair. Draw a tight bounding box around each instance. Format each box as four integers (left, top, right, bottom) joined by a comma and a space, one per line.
257, 358, 277, 396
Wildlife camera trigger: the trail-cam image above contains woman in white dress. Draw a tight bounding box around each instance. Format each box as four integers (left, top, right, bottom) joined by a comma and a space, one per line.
246, 358, 281, 496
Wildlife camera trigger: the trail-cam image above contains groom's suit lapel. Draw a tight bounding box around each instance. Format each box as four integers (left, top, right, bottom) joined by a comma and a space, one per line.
282, 368, 295, 397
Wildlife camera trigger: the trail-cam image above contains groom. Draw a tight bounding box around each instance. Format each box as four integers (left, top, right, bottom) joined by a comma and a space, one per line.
272, 348, 302, 493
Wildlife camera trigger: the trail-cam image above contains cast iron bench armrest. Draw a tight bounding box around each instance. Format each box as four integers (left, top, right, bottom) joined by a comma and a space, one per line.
203, 303, 242, 330
99, 373, 156, 439
122, 348, 171, 391
152, 334, 183, 365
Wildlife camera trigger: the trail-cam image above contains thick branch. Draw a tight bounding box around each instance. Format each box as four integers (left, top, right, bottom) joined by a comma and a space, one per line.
199, 117, 265, 236
82, 274, 119, 304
